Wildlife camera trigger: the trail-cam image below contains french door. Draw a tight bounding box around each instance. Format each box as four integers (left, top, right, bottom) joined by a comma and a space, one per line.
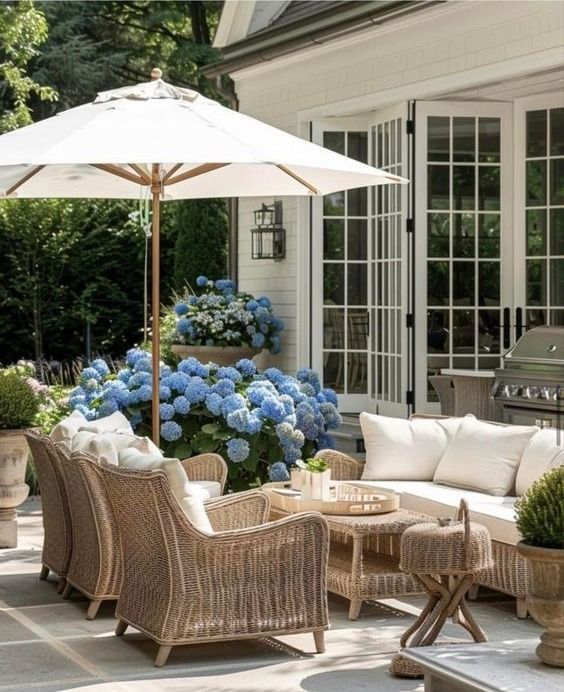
414, 101, 513, 412
312, 106, 411, 415
514, 93, 564, 331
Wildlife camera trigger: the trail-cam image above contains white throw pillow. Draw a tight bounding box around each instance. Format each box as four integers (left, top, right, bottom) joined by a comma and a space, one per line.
50, 410, 87, 447
78, 411, 133, 435
71, 430, 96, 452
433, 417, 539, 496
178, 496, 214, 534
515, 429, 564, 495
71, 432, 161, 466
360, 413, 466, 481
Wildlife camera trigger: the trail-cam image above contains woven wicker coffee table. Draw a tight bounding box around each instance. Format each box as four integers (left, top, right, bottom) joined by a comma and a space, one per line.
263, 483, 428, 619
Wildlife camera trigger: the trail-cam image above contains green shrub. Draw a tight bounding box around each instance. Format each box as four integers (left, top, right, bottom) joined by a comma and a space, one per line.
0, 366, 41, 429
515, 466, 564, 549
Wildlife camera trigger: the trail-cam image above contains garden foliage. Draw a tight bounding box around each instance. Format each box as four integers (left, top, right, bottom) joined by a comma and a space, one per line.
68, 350, 341, 489
515, 466, 564, 550
0, 361, 46, 429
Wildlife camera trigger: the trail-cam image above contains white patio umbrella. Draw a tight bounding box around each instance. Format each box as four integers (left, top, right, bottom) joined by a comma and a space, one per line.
0, 70, 407, 442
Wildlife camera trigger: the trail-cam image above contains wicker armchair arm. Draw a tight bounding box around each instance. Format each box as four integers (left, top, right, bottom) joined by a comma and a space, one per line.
181, 453, 228, 493
314, 449, 364, 481
205, 489, 271, 531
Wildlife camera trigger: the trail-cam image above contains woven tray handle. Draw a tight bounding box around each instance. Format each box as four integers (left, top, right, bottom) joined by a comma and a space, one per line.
456, 498, 471, 570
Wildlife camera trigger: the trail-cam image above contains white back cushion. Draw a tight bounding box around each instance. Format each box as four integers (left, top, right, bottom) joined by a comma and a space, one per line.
516, 429, 564, 495
71, 432, 161, 466
78, 411, 133, 435
50, 410, 87, 447
434, 417, 538, 496
360, 413, 466, 481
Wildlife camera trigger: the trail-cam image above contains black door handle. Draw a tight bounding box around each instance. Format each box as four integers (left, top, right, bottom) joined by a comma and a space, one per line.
516, 307, 524, 341
503, 307, 510, 349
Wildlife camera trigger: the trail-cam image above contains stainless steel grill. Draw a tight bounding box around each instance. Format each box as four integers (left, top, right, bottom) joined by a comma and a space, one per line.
493, 326, 564, 428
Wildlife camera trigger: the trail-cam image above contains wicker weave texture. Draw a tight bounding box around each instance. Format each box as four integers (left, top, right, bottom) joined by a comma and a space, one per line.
181, 453, 228, 493
24, 431, 72, 578
57, 451, 122, 601
95, 463, 330, 646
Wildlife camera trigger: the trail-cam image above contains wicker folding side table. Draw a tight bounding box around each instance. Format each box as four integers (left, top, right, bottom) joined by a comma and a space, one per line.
390, 499, 493, 678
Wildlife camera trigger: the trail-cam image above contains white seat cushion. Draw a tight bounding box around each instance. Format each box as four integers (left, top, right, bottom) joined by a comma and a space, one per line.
351, 480, 519, 545
192, 480, 222, 499
71, 432, 161, 466
433, 417, 538, 496
78, 411, 133, 436
359, 412, 466, 481
50, 410, 87, 447
516, 428, 564, 495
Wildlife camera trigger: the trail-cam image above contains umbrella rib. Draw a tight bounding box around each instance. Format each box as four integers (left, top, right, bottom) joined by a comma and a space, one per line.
129, 164, 152, 185
276, 164, 318, 194
163, 163, 184, 183
164, 162, 229, 186
91, 163, 146, 186
5, 165, 45, 196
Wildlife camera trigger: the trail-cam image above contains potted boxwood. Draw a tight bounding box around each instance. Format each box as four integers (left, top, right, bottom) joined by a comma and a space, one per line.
0, 362, 44, 548
516, 466, 564, 667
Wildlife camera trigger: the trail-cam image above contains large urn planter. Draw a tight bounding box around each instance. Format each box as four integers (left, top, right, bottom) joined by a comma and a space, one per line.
0, 430, 30, 548
171, 344, 268, 370
517, 541, 564, 667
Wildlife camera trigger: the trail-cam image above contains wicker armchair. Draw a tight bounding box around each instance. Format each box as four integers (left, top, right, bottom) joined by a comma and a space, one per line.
315, 447, 531, 618
55, 449, 122, 619
95, 463, 330, 667
180, 453, 228, 494
24, 430, 72, 592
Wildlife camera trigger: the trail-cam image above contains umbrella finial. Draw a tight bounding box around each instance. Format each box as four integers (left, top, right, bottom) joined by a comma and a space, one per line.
151, 67, 163, 81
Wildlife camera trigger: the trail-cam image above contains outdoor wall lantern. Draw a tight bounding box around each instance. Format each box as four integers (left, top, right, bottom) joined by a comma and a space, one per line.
251, 201, 285, 260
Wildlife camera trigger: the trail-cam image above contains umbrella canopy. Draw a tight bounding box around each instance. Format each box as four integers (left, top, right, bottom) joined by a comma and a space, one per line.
0, 73, 407, 442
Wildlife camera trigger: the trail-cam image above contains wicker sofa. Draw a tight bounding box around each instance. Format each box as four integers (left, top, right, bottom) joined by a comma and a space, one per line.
317, 415, 564, 619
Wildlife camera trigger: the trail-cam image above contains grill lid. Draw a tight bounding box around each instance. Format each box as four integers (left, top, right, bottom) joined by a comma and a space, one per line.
504, 326, 564, 366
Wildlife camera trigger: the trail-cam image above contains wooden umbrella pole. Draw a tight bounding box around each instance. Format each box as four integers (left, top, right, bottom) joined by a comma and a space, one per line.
151, 164, 161, 444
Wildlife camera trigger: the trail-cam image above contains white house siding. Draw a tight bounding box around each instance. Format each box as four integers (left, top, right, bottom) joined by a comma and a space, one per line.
231, 0, 564, 372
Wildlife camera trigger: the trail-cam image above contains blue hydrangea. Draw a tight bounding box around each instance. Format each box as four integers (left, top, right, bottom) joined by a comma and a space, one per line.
258, 296, 271, 309
211, 378, 235, 397
98, 399, 118, 417
260, 395, 286, 423
255, 306, 270, 322
205, 392, 224, 416
178, 357, 209, 378
320, 388, 338, 406
172, 396, 190, 415
251, 332, 265, 349
269, 462, 290, 482
217, 366, 243, 383
227, 408, 262, 435
161, 420, 182, 442
184, 376, 210, 404
168, 371, 190, 392
271, 335, 281, 354
318, 433, 336, 450
137, 384, 153, 402
160, 365, 173, 379
300, 382, 316, 398
134, 356, 152, 373
263, 367, 285, 385
90, 359, 110, 377
221, 393, 247, 418
80, 367, 101, 384
174, 302, 189, 316
320, 402, 342, 430
117, 368, 132, 384
226, 438, 250, 463
235, 358, 257, 377
74, 404, 97, 421
247, 380, 276, 406
246, 299, 259, 312
278, 380, 305, 403
159, 385, 172, 401
176, 318, 193, 336
125, 348, 145, 367
68, 392, 86, 409
296, 368, 321, 394
130, 412, 142, 428
196, 275, 208, 287
129, 371, 152, 388
159, 403, 175, 421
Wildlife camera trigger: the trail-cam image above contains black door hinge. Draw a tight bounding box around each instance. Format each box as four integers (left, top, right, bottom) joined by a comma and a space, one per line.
406, 390, 414, 406
406, 313, 414, 329
406, 218, 414, 234
406, 119, 415, 135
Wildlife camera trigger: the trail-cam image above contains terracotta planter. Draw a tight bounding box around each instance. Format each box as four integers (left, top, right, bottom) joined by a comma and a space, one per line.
517, 541, 564, 667
0, 429, 31, 548
171, 344, 268, 369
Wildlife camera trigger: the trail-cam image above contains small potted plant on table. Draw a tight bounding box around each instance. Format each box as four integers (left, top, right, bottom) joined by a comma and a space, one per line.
0, 362, 45, 547
296, 457, 331, 501
516, 466, 564, 667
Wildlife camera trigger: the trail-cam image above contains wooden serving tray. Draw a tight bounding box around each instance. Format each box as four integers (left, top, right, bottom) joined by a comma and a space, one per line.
267, 482, 399, 515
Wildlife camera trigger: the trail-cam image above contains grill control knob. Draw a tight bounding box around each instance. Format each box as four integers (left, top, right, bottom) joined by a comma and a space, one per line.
529, 386, 540, 398
510, 384, 521, 397
539, 387, 551, 400
522, 386, 531, 399
501, 385, 510, 398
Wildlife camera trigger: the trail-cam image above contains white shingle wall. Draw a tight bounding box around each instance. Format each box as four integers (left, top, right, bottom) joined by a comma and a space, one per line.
232, 0, 564, 372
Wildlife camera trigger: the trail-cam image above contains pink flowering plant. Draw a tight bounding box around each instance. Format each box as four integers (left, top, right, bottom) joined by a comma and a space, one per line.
69, 349, 341, 489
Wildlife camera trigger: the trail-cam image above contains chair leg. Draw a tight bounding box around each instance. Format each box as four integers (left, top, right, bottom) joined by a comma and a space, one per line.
39, 565, 49, 580
313, 630, 325, 654
468, 584, 480, 600
516, 597, 528, 619
61, 582, 73, 599
115, 619, 128, 636
154, 645, 172, 667
86, 599, 102, 620
56, 578, 66, 595
348, 599, 362, 620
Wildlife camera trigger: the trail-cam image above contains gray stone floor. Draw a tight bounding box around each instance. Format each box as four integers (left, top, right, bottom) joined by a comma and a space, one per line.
0, 498, 543, 692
